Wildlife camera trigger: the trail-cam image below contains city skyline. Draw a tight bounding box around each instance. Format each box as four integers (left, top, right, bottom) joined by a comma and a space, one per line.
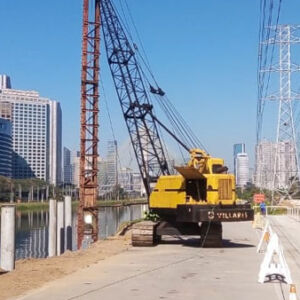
63, 141, 144, 196
0, 2, 299, 297
0, 0, 298, 171
0, 75, 62, 185
0, 1, 300, 174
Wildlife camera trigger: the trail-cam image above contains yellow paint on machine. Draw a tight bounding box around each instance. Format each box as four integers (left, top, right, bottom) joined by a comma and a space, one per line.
149, 149, 237, 210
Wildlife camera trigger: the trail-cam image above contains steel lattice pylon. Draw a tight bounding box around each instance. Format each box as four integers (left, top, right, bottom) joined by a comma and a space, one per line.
257, 25, 300, 202
78, 0, 100, 248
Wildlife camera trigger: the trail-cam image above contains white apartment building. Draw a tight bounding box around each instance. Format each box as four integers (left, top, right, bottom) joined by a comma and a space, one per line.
235, 152, 249, 188
254, 140, 297, 190
0, 75, 62, 185
71, 151, 80, 187
254, 141, 275, 190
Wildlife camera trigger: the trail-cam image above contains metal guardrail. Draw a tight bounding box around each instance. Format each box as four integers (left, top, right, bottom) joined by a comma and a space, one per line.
253, 205, 300, 219
287, 206, 300, 220
253, 205, 290, 216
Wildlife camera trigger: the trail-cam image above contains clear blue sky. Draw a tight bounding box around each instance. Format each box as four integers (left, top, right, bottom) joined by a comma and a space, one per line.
0, 0, 299, 171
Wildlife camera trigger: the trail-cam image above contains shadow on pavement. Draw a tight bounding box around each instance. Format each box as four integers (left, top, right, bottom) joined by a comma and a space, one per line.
222, 239, 255, 248
264, 274, 287, 284
159, 237, 255, 248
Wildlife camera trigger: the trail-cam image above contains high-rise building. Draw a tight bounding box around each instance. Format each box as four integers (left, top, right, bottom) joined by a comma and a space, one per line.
255, 140, 297, 190
106, 140, 117, 188
118, 167, 144, 196
98, 140, 144, 197
255, 141, 275, 190
71, 151, 80, 187
0, 75, 11, 89
233, 143, 245, 157
0, 118, 12, 177
119, 167, 133, 192
0, 75, 62, 185
98, 140, 118, 195
63, 147, 72, 184
132, 172, 144, 196
98, 159, 109, 195
49, 100, 62, 185
233, 143, 246, 182
235, 153, 249, 187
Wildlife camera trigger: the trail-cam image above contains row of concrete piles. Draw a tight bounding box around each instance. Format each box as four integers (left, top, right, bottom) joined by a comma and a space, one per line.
0, 196, 73, 272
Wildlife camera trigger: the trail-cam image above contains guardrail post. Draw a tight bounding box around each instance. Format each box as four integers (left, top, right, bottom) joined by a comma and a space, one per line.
0, 205, 16, 271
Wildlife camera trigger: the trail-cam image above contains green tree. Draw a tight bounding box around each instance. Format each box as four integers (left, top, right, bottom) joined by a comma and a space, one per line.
0, 176, 11, 202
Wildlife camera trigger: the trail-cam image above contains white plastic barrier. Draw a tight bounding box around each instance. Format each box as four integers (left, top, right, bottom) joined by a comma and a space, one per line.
258, 232, 292, 284
257, 220, 274, 253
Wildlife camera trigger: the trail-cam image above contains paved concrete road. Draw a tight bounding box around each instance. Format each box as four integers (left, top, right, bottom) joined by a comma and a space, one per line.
269, 215, 300, 287
16, 221, 293, 300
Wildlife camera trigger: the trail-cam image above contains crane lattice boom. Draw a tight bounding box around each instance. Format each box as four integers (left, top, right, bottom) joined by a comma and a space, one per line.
100, 0, 170, 196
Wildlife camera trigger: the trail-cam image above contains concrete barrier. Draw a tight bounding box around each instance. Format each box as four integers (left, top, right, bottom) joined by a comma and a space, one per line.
0, 205, 16, 271
48, 199, 57, 257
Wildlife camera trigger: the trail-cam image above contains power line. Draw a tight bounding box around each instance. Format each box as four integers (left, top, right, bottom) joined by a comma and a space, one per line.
256, 0, 282, 142
100, 78, 123, 173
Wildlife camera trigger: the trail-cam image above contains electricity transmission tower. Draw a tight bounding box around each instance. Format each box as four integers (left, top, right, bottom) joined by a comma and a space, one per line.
259, 25, 300, 201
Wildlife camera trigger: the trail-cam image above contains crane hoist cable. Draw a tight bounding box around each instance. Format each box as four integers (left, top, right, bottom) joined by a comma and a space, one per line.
135, 51, 207, 152
113, 0, 207, 153
117, 0, 205, 151
100, 78, 123, 173
256, 0, 282, 142
132, 42, 205, 151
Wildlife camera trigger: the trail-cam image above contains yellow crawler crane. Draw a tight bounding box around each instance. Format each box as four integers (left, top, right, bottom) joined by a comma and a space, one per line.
132, 149, 253, 247
99, 0, 253, 247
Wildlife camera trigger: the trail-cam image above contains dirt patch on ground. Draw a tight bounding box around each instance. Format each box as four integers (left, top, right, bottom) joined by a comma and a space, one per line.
0, 234, 131, 300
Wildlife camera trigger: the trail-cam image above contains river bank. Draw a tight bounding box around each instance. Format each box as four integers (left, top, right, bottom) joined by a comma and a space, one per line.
0, 198, 148, 212
0, 233, 131, 300
2, 202, 147, 260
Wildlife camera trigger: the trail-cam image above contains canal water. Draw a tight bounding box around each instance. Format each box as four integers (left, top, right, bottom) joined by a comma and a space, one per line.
12, 204, 147, 260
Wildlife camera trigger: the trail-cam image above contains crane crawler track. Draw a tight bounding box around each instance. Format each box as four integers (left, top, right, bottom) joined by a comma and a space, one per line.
132, 221, 160, 246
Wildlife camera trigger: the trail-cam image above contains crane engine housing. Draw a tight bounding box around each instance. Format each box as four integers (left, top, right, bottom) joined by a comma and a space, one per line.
150, 149, 253, 223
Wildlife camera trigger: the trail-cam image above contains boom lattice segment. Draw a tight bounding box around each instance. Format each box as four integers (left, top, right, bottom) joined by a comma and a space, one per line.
100, 0, 170, 197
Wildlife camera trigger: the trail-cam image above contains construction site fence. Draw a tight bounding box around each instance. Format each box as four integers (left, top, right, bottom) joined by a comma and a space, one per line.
253, 205, 300, 217
253, 205, 289, 216
287, 206, 300, 220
